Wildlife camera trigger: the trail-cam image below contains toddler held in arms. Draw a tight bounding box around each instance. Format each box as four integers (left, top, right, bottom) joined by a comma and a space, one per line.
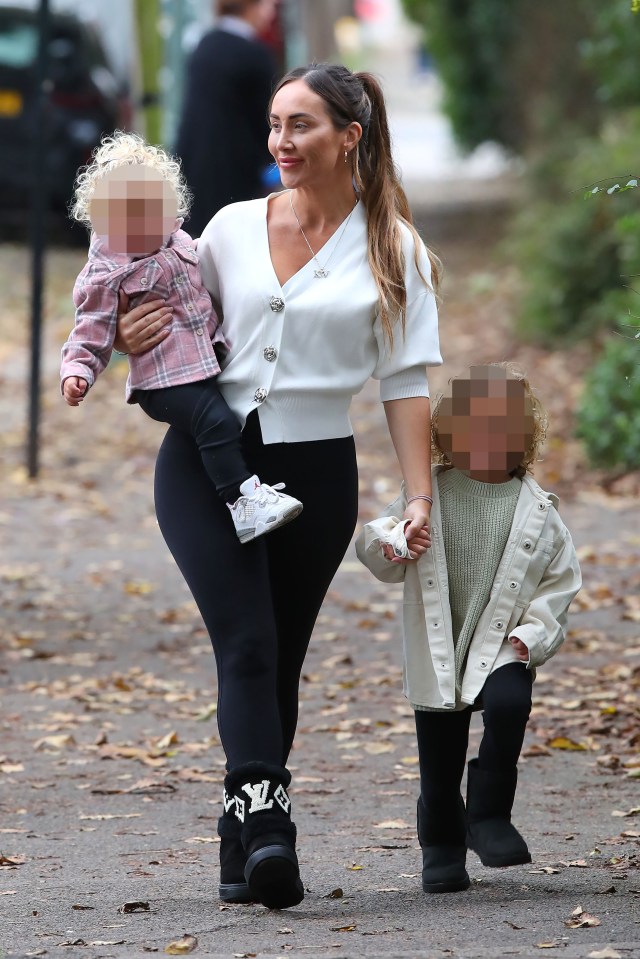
60, 132, 302, 543
356, 363, 581, 894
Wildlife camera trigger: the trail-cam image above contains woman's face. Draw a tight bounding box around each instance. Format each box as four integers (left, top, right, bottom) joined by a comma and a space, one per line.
268, 79, 360, 192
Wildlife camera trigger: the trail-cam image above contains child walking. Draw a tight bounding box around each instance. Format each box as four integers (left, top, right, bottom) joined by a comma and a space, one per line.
356, 363, 581, 894
60, 132, 302, 543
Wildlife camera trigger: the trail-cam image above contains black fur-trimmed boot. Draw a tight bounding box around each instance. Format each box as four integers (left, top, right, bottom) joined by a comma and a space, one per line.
417, 794, 470, 894
465, 759, 531, 867
224, 762, 304, 910
218, 800, 253, 904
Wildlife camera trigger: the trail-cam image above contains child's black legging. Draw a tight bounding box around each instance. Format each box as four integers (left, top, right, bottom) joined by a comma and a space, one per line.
414, 662, 533, 812
153, 410, 359, 770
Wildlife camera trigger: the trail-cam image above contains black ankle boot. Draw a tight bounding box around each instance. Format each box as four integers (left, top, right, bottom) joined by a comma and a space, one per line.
465, 759, 531, 867
218, 804, 253, 904
417, 794, 470, 894
224, 762, 304, 910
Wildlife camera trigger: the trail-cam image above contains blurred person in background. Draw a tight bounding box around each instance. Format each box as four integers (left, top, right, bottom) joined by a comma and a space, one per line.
175, 0, 279, 236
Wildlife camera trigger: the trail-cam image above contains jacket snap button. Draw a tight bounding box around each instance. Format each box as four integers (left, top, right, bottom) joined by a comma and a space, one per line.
495, 621, 504, 630
254, 388, 267, 403
269, 296, 285, 312
480, 660, 487, 668
509, 581, 518, 589
263, 346, 278, 362
195, 328, 204, 335
140, 277, 148, 286
426, 579, 434, 587
433, 621, 439, 628
538, 502, 547, 510
523, 540, 532, 550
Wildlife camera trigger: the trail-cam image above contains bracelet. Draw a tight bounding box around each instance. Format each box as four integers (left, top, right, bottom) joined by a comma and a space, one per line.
407, 494, 433, 505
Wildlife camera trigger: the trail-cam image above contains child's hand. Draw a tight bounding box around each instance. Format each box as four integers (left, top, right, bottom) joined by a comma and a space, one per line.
63, 376, 88, 406
510, 636, 529, 662
381, 523, 431, 564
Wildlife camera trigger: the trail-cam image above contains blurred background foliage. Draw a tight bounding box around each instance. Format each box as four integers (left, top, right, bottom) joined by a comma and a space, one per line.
401, 0, 640, 471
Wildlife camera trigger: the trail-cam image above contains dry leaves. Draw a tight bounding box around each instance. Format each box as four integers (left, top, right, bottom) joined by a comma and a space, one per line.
165, 934, 198, 955
564, 905, 602, 928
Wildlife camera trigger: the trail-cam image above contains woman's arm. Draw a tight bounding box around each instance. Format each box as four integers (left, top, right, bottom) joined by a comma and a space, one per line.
383, 395, 432, 546
113, 290, 173, 354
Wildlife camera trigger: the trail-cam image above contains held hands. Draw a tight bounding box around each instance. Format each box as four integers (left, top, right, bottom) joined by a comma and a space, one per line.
62, 376, 88, 406
510, 637, 529, 662
381, 500, 432, 565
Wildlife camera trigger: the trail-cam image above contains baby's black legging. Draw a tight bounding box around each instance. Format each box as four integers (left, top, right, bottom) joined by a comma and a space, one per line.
153, 410, 359, 770
414, 662, 533, 817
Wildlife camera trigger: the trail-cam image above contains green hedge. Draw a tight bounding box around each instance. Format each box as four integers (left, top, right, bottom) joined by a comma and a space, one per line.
576, 335, 640, 470
510, 111, 640, 343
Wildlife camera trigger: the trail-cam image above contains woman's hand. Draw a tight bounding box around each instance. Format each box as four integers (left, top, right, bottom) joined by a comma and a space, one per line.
403, 498, 431, 542
114, 290, 173, 355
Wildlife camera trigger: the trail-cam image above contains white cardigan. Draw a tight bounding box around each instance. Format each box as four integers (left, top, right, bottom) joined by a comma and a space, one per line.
197, 194, 442, 444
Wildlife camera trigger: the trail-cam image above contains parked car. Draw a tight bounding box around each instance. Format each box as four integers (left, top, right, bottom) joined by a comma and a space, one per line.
0, 5, 132, 222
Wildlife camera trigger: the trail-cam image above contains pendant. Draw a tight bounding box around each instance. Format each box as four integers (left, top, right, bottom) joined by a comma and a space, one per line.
314, 268, 329, 278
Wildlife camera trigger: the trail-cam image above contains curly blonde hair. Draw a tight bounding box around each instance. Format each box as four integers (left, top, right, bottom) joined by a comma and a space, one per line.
70, 131, 191, 226
431, 362, 548, 479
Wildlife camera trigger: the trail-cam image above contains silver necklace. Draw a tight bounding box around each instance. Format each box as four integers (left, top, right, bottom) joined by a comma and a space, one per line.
289, 191, 358, 278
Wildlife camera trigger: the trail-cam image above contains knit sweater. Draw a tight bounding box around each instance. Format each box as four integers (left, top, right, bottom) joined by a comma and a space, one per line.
414, 469, 521, 711
196, 194, 442, 443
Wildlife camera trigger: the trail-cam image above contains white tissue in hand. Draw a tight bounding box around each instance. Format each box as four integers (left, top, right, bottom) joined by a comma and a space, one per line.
382, 519, 411, 559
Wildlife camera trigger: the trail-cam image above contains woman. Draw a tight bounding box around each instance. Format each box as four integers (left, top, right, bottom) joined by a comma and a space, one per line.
116, 63, 442, 910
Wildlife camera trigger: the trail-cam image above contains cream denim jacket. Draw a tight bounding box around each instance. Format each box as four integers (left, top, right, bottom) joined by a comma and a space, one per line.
355, 467, 582, 710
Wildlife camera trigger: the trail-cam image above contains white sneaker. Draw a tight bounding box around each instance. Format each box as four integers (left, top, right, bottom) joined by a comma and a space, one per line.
228, 475, 303, 543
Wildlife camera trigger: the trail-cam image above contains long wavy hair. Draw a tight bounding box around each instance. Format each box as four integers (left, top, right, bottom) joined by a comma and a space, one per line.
270, 63, 441, 349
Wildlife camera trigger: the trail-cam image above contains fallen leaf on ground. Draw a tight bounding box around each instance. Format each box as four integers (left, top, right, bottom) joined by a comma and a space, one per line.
80, 813, 141, 821
33, 734, 76, 751
564, 906, 601, 928
330, 924, 356, 932
548, 737, 587, 751
119, 900, 150, 913
374, 819, 409, 829
165, 935, 198, 955
0, 854, 26, 867
588, 949, 622, 959
363, 742, 394, 754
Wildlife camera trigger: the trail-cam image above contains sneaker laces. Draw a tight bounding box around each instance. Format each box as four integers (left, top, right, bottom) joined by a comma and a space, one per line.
254, 482, 286, 508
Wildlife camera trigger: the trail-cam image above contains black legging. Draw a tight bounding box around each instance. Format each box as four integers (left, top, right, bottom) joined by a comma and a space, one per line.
154, 411, 359, 769
414, 662, 533, 812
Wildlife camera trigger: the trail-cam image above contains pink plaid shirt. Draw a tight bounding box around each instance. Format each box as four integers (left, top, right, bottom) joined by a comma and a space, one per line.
61, 229, 228, 403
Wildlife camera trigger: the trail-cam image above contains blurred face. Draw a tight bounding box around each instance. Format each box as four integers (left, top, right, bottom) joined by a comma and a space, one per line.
268, 79, 361, 191
436, 369, 535, 482
89, 165, 178, 257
